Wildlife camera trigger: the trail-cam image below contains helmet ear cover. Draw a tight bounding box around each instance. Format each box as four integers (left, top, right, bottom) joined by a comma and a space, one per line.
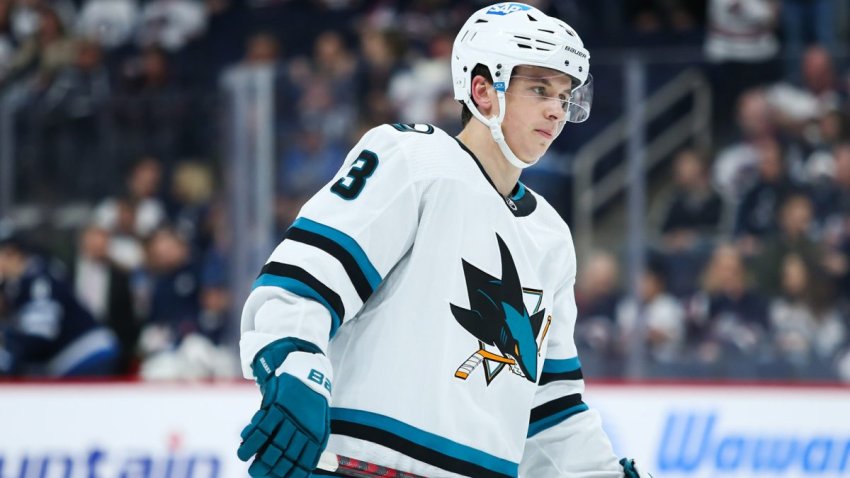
459, 64, 494, 127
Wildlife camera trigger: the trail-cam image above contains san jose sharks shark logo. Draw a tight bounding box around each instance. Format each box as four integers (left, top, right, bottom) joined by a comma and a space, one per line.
451, 233, 552, 385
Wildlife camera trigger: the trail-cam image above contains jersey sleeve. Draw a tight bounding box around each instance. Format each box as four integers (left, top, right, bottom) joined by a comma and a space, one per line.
520, 242, 622, 477
240, 125, 421, 377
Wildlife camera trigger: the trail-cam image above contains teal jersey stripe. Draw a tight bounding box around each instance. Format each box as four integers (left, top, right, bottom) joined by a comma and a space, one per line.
542, 356, 582, 374
510, 182, 526, 201
527, 403, 589, 438
331, 408, 519, 477
292, 217, 382, 290
252, 274, 341, 337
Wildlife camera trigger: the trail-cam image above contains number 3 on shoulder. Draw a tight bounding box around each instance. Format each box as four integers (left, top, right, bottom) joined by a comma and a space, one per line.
331, 149, 379, 200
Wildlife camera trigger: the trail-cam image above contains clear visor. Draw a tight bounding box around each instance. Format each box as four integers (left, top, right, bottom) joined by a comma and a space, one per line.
567, 74, 592, 123
506, 73, 593, 124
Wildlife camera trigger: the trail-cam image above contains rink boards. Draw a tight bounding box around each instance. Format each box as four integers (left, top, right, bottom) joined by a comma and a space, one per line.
0, 381, 848, 478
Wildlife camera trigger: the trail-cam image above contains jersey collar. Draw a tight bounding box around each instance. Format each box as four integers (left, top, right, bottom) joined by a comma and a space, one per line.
453, 138, 537, 217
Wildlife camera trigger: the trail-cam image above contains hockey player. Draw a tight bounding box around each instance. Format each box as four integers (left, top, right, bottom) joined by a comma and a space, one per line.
237, 3, 649, 477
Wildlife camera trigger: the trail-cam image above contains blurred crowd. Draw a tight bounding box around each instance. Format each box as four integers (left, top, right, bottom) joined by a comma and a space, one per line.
0, 157, 236, 379
0, 0, 848, 381
575, 0, 850, 382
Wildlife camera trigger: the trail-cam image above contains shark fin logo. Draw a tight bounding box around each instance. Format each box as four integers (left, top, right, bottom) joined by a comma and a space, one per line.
451, 233, 551, 384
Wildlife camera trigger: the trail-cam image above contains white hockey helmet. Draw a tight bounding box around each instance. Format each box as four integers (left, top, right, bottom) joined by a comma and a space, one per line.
452, 2, 592, 169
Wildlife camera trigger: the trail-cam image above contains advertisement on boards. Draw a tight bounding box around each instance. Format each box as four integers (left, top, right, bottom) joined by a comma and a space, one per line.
0, 383, 256, 478
0, 382, 848, 477
588, 384, 850, 478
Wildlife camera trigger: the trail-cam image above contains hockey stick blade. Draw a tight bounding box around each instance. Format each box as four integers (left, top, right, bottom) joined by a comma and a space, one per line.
317, 451, 427, 477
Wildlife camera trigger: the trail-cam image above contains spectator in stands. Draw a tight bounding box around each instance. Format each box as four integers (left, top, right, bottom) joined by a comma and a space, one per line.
90, 157, 166, 274
780, 0, 839, 82
388, 31, 453, 125
136, 0, 207, 52
754, 193, 847, 296
276, 121, 345, 230
659, 148, 724, 249
113, 46, 189, 166
813, 142, 850, 239
694, 244, 770, 373
0, 228, 119, 377
623, 0, 704, 47
75, 0, 139, 50
3, 4, 77, 87
138, 225, 236, 380
243, 31, 279, 66
844, 69, 850, 115
291, 30, 358, 144
769, 253, 846, 378
357, 26, 406, 108
575, 251, 622, 374
577, 251, 623, 323
136, 226, 196, 366
713, 88, 779, 203
141, 226, 200, 341
350, 29, 403, 136
40, 38, 112, 199
8, 0, 37, 40
237, 31, 304, 143
0, 0, 13, 79
198, 246, 229, 345
105, 197, 148, 272
704, 0, 782, 144
822, 144, 850, 295
734, 137, 802, 254
799, 45, 841, 111
616, 258, 686, 365
71, 224, 139, 374
169, 160, 215, 256
656, 148, 725, 296
94, 156, 166, 239
766, 45, 842, 138
801, 109, 849, 182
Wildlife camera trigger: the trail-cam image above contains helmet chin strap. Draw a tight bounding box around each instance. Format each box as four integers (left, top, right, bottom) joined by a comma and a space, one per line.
489, 119, 537, 170
469, 92, 539, 170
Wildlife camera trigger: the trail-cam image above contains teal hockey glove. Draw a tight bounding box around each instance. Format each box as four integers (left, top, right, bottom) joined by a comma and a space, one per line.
237, 338, 332, 478
620, 458, 653, 478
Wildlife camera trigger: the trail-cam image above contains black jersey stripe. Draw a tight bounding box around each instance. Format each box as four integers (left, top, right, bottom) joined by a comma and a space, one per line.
256, 262, 345, 333
530, 393, 585, 424
539, 367, 584, 385
330, 420, 515, 478
527, 393, 589, 437
286, 226, 373, 303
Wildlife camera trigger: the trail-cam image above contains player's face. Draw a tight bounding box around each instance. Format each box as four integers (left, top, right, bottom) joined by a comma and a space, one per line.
501, 66, 573, 163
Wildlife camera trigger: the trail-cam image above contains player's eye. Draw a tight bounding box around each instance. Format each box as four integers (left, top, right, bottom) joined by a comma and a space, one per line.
530, 86, 546, 96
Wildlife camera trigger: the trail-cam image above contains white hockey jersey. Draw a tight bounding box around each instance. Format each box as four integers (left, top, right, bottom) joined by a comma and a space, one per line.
240, 124, 623, 477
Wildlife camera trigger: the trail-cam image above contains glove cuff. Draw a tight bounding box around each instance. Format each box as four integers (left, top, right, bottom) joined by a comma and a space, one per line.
278, 351, 333, 402
251, 337, 323, 384
620, 457, 652, 478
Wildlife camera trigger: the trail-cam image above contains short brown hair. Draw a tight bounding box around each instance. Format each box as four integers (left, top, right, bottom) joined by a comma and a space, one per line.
460, 64, 493, 127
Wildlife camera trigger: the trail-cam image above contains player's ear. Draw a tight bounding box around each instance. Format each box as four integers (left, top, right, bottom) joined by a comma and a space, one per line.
470, 75, 495, 115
